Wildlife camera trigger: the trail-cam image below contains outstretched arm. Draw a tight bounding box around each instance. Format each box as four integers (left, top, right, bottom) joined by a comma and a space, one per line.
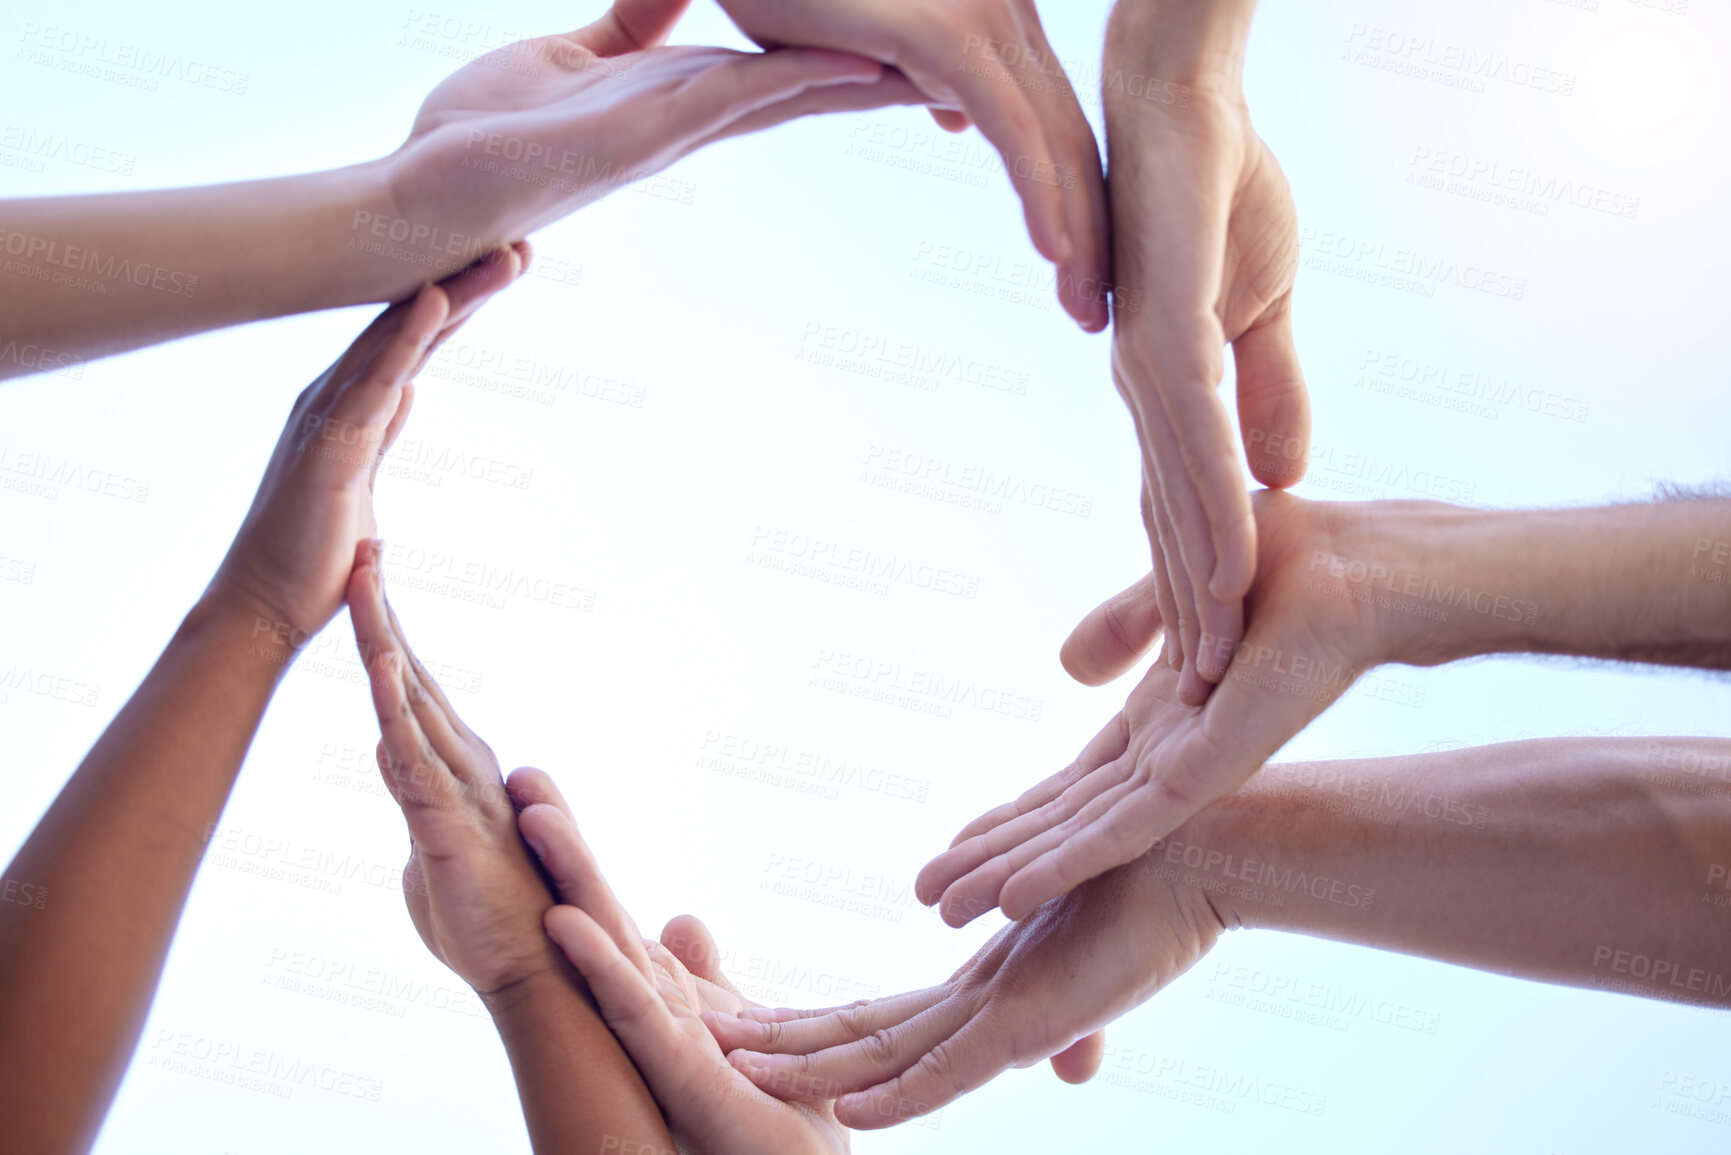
0, 0, 922, 379
715, 727, 1731, 1128
0, 249, 521, 1154
930, 490, 1731, 923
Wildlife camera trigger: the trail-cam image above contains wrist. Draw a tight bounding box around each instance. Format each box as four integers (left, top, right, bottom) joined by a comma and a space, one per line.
1106, 0, 1258, 92
480, 964, 581, 1028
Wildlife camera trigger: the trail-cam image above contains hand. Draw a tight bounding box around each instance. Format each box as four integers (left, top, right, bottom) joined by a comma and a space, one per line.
205, 244, 528, 639
707, 851, 1222, 1128
387, 0, 927, 259
713, 0, 1110, 329
346, 541, 571, 996
924, 491, 1409, 924
511, 773, 850, 1155
1085, 0, 1309, 705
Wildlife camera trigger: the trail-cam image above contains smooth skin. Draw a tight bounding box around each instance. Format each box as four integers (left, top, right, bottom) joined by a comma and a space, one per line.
924, 490, 1731, 926
346, 545, 676, 1154
514, 773, 855, 1154
713, 725, 1731, 1127
0, 248, 527, 1155
0, 0, 926, 379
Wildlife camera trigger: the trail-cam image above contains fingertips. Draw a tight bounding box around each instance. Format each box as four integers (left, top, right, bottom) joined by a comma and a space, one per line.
504, 765, 570, 815
1049, 1031, 1105, 1084
661, 915, 722, 982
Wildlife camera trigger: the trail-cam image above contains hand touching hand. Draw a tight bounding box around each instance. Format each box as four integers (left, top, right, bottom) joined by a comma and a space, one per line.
387, 0, 926, 261
511, 772, 851, 1155
347, 541, 571, 995
1088, 0, 1308, 704
206, 244, 528, 641
924, 491, 1400, 924
712, 0, 1110, 329
708, 852, 1223, 1128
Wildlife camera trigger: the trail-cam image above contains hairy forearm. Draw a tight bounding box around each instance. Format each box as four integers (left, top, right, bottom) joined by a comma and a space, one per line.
0, 598, 286, 1153
484, 971, 675, 1155
1183, 737, 1731, 1007
0, 161, 443, 378
1339, 498, 1731, 671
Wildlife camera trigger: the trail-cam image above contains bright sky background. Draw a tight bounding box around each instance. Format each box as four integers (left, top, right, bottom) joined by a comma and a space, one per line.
3, 0, 1730, 1152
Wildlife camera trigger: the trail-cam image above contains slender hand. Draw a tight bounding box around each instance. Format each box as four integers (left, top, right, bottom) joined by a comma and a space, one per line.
926, 489, 1731, 923
0, 251, 519, 1155
512, 773, 852, 1155
346, 553, 675, 1153
0, 0, 924, 377
716, 732, 1731, 1127
1077, 0, 1307, 705
713, 0, 1111, 329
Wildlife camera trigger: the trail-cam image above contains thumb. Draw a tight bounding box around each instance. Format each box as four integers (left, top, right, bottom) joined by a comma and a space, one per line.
1059, 572, 1164, 686
573, 0, 692, 56
1049, 1031, 1105, 1084
661, 914, 742, 998
1233, 301, 1310, 490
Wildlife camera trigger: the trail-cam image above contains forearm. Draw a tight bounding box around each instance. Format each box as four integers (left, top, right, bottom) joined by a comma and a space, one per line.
0, 598, 287, 1153
1182, 737, 1731, 1006
484, 971, 676, 1155
1107, 0, 1259, 88
1346, 498, 1731, 670
0, 161, 441, 378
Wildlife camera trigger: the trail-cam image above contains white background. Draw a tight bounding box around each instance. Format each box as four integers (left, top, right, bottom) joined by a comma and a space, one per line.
2, 0, 1729, 1152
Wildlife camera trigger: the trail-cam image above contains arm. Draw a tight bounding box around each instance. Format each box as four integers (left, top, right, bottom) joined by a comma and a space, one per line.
344, 549, 673, 1153
1079, 0, 1307, 704
0, 250, 521, 1153
928, 490, 1731, 922
0, 0, 921, 379
714, 729, 1731, 1127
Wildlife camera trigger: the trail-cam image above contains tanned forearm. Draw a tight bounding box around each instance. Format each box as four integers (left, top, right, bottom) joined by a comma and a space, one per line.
0, 163, 438, 378
1180, 738, 1731, 1008
1344, 498, 1731, 671
0, 599, 286, 1154
484, 971, 676, 1155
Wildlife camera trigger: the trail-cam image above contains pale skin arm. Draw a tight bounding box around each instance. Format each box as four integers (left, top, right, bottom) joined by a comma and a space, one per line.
0, 250, 522, 1155
713, 729, 1731, 1128
928, 491, 1731, 925
0, 0, 924, 379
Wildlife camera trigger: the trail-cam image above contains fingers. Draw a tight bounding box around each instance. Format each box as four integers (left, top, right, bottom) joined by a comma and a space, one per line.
657, 48, 887, 147
1049, 1031, 1104, 1085
660, 915, 739, 998
348, 542, 443, 810
1059, 571, 1165, 686
832, 1003, 1021, 1129
929, 108, 972, 133
517, 801, 652, 980
411, 244, 528, 374
1233, 299, 1310, 489
576, 0, 692, 57
320, 286, 449, 466
694, 67, 929, 145
723, 989, 966, 1111
504, 765, 576, 822
543, 905, 693, 1087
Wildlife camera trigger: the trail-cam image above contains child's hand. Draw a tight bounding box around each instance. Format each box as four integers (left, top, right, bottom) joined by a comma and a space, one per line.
206, 244, 527, 643
511, 771, 851, 1155
347, 542, 569, 996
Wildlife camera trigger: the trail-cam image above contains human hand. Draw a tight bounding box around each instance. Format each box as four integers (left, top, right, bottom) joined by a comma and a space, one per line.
707, 851, 1222, 1128
511, 771, 850, 1155
1089, 0, 1309, 705
925, 491, 1418, 923
346, 539, 572, 996
205, 244, 528, 641
386, 0, 927, 263
712, 0, 1110, 329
